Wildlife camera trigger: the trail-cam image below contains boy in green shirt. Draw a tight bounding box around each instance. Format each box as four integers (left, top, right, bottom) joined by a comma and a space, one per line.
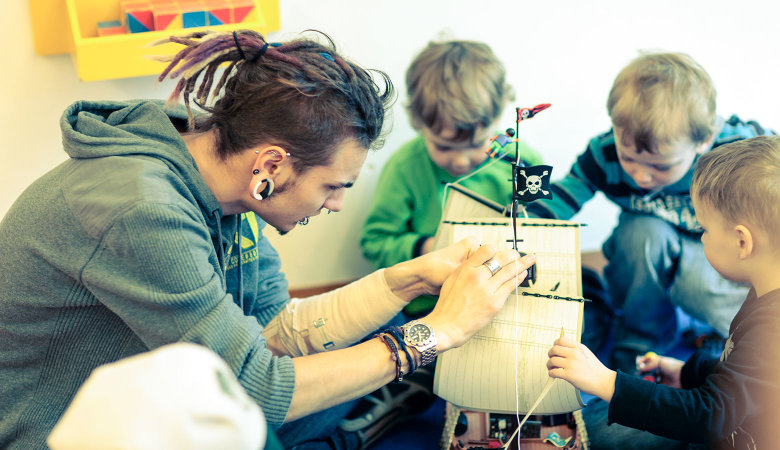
361, 39, 542, 317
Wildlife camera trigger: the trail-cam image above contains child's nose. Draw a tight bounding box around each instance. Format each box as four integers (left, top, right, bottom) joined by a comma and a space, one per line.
632, 167, 653, 184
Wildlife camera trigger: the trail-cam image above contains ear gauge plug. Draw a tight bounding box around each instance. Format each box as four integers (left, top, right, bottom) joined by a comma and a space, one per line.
253, 169, 260, 175
252, 179, 274, 200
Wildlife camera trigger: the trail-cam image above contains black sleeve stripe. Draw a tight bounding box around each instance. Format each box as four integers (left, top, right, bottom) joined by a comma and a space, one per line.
602, 143, 619, 162
569, 172, 598, 196
524, 200, 556, 218
577, 148, 608, 189
551, 185, 580, 211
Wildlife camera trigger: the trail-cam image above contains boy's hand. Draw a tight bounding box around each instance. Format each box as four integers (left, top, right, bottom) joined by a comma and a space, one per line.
636, 352, 684, 388
547, 337, 616, 402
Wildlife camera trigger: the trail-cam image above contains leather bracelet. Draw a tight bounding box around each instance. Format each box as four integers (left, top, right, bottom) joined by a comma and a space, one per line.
375, 333, 404, 382
385, 326, 418, 376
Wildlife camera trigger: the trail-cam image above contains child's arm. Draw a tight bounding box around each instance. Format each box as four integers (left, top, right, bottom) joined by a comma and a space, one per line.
525, 132, 614, 220
548, 323, 777, 444
547, 336, 617, 401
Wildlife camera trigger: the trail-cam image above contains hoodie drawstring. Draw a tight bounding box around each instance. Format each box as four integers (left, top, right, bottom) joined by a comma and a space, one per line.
214, 214, 244, 313
236, 214, 244, 313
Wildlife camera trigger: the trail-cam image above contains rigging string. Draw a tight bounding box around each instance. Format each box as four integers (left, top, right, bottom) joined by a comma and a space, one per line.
504, 106, 556, 448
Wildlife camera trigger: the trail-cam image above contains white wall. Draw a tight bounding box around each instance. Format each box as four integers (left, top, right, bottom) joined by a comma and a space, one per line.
3, 0, 779, 288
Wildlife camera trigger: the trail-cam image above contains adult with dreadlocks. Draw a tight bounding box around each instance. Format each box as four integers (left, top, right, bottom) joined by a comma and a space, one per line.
0, 29, 536, 449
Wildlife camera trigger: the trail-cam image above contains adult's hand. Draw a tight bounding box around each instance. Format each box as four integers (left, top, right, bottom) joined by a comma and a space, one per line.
383, 237, 478, 301
422, 244, 536, 352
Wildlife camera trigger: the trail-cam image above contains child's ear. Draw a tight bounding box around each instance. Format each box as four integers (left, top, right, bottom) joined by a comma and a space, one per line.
735, 224, 753, 259
695, 137, 715, 155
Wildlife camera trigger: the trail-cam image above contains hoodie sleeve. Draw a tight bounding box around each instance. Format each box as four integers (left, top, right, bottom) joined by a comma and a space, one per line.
81, 200, 295, 425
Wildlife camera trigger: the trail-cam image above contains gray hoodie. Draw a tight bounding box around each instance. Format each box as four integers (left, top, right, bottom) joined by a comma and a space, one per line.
0, 100, 295, 449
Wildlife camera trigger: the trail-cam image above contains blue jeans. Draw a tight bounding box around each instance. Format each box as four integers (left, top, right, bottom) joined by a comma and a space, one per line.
602, 213, 747, 357
276, 400, 360, 449
275, 312, 408, 449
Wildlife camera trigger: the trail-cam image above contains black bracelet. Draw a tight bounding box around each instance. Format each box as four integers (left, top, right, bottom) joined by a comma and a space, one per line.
385, 326, 417, 376
375, 333, 403, 382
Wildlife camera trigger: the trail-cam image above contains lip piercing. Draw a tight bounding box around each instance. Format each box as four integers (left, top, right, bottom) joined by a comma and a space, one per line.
297, 217, 309, 226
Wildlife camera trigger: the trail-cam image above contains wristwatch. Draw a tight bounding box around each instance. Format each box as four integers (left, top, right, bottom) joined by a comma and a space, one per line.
401, 320, 437, 366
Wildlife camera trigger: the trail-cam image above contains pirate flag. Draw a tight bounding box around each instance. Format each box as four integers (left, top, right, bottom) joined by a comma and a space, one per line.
515, 164, 553, 202
517, 103, 551, 122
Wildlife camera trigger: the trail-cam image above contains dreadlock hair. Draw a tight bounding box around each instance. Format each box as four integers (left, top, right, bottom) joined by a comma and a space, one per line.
152, 29, 394, 173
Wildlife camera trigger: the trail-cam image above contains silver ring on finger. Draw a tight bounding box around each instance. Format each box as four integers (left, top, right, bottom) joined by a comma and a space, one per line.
483, 259, 501, 276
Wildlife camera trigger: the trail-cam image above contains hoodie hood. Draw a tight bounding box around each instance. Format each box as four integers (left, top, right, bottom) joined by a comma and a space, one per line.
60, 99, 222, 223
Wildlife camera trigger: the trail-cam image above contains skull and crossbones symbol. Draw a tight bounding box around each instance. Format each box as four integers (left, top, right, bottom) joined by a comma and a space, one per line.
518, 169, 549, 195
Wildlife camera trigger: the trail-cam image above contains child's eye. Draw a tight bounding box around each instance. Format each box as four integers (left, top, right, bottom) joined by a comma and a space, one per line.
652, 165, 672, 171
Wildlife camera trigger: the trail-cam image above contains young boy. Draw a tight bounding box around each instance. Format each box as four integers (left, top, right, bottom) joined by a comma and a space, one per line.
360, 39, 542, 317
525, 51, 774, 371
547, 135, 780, 448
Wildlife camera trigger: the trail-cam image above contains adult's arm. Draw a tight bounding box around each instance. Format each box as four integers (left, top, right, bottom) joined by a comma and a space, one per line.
284, 242, 536, 420
263, 237, 514, 356
262, 269, 406, 356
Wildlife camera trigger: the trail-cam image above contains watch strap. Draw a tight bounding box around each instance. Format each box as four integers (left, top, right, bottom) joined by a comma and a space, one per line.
419, 347, 436, 366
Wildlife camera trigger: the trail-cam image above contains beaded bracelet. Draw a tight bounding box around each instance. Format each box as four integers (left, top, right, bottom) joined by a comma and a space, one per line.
375, 333, 404, 382
385, 326, 418, 376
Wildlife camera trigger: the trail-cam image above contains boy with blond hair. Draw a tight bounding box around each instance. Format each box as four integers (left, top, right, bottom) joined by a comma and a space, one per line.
361, 39, 542, 317
547, 135, 780, 448
525, 51, 774, 371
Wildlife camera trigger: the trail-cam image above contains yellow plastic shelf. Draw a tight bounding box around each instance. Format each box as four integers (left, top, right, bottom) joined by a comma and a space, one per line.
29, 0, 280, 81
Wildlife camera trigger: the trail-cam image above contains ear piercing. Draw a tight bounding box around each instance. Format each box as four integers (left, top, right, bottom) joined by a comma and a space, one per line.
252, 179, 274, 200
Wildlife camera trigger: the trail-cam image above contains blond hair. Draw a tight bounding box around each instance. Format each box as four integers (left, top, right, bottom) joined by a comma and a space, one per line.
692, 135, 780, 245
405, 40, 512, 141
608, 52, 716, 153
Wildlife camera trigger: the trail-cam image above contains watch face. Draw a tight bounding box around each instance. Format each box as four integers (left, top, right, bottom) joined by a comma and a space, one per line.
407, 323, 431, 344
